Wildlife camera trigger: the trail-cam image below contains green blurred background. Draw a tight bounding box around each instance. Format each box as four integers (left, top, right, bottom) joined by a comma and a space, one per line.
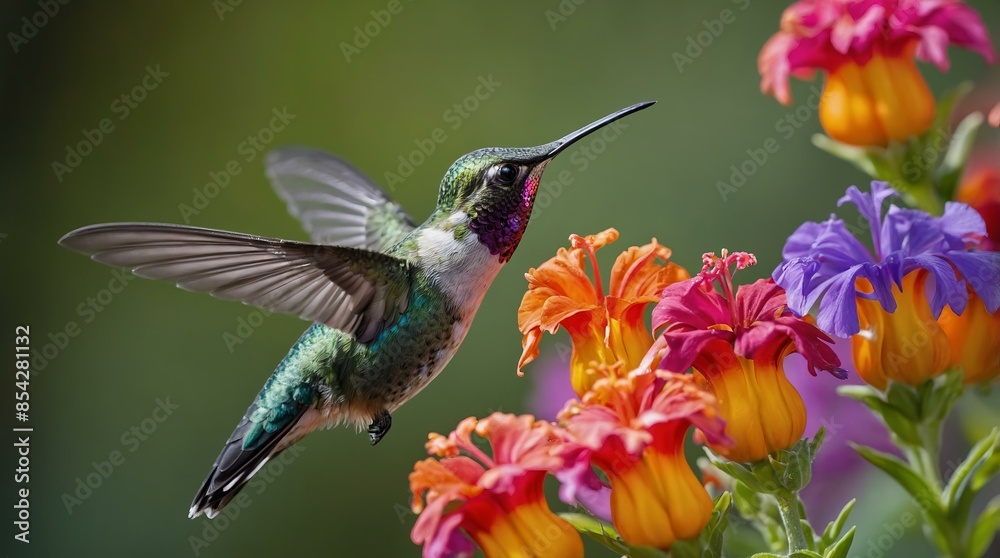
3, 1, 998, 556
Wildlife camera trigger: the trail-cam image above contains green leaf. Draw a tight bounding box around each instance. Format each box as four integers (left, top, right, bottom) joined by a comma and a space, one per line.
823, 526, 857, 558
750, 553, 783, 558
559, 513, 631, 555
935, 112, 984, 199
929, 82, 974, 141
886, 381, 921, 421
703, 492, 733, 558
944, 429, 999, 513
851, 444, 947, 527
972, 435, 1000, 493
706, 450, 769, 493
839, 385, 922, 446
921, 370, 964, 423
821, 499, 856, 548
812, 134, 897, 179
969, 496, 1000, 558
734, 480, 763, 518
801, 519, 817, 552
560, 513, 675, 558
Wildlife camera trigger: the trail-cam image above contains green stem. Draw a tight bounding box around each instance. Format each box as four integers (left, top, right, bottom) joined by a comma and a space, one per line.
900, 179, 945, 215
775, 492, 808, 555
902, 412, 965, 555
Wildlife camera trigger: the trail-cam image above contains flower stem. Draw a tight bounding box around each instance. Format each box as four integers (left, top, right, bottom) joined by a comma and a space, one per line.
902, 418, 944, 491
900, 179, 944, 215
775, 492, 808, 554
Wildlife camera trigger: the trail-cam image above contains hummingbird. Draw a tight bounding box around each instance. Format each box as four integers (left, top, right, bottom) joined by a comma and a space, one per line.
58, 101, 655, 519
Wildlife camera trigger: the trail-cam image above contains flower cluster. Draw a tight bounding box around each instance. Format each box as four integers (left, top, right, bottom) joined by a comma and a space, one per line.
517, 228, 688, 395
653, 251, 846, 463
774, 181, 1000, 387
406, 2, 999, 556
410, 231, 856, 555
409, 413, 583, 558
759, 0, 994, 145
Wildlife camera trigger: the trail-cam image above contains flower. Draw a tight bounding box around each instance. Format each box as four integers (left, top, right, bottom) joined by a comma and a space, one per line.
956, 167, 1000, 252
774, 181, 1000, 388
758, 0, 995, 146
651, 251, 846, 463
409, 413, 583, 558
517, 228, 689, 396
558, 367, 728, 550
938, 290, 1000, 384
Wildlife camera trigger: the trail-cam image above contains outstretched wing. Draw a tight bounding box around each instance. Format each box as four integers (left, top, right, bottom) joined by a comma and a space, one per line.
59, 223, 410, 342
265, 147, 417, 252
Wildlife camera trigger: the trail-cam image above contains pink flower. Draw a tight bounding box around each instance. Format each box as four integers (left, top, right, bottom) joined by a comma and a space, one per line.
760, 0, 995, 105
557, 365, 728, 549
649, 251, 846, 462
758, 0, 994, 145
409, 413, 583, 558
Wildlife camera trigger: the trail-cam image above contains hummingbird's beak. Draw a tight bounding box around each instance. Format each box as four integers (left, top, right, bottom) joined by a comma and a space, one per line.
543, 101, 656, 159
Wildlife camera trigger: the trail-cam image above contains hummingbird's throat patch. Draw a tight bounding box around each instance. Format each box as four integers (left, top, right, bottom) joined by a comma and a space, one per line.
468, 166, 543, 263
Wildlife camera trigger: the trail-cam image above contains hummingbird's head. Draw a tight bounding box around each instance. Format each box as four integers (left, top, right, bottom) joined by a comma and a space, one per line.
435, 101, 655, 263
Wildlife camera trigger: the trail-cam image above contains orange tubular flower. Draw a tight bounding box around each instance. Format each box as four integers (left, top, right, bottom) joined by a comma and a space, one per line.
956, 167, 1000, 252
759, 0, 995, 146
775, 182, 1000, 389
557, 367, 729, 550
653, 251, 846, 463
820, 43, 935, 146
409, 413, 583, 558
852, 273, 952, 389
939, 290, 1000, 384
517, 228, 689, 396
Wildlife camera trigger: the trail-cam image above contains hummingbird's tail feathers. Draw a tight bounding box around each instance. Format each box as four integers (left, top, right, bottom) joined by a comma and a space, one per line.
265, 147, 416, 251
57, 222, 414, 343
188, 401, 307, 519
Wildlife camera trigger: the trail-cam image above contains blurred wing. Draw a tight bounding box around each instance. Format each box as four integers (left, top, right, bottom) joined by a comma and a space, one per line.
265, 147, 417, 251
59, 223, 411, 342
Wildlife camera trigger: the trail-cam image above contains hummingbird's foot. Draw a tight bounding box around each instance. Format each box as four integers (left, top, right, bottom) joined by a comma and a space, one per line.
368, 409, 391, 446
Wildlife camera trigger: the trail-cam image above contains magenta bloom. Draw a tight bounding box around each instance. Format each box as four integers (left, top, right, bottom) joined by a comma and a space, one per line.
651, 252, 846, 380
648, 251, 845, 463
760, 0, 995, 105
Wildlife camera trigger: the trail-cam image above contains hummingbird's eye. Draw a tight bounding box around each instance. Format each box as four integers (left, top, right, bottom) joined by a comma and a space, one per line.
495, 163, 518, 185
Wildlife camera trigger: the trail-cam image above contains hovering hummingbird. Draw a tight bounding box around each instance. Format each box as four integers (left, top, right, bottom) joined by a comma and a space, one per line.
59, 101, 655, 519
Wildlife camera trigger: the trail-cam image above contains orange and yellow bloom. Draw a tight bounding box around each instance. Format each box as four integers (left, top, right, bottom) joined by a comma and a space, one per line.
558, 366, 728, 550
759, 0, 994, 146
775, 182, 1000, 389
652, 251, 846, 463
409, 413, 583, 558
517, 228, 688, 396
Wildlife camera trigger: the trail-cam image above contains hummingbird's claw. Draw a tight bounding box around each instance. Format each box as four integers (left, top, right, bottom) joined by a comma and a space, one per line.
368, 409, 392, 445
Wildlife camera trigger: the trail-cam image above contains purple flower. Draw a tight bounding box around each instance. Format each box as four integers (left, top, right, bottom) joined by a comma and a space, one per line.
774, 181, 1000, 338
